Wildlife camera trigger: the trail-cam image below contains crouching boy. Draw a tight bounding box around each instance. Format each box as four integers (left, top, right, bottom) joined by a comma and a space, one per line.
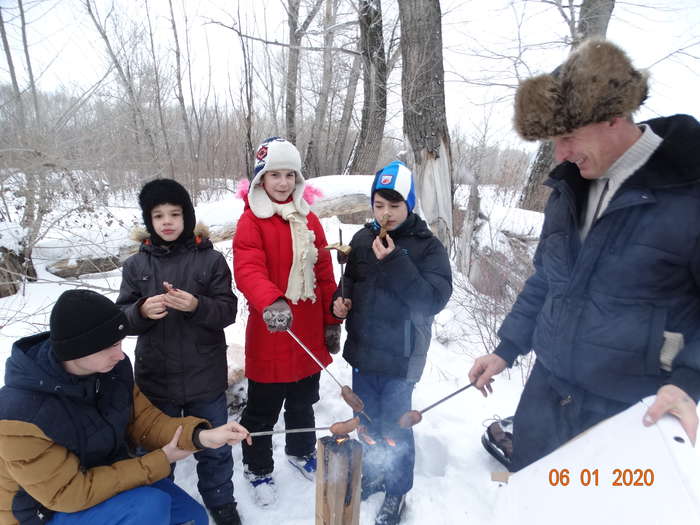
0, 290, 250, 525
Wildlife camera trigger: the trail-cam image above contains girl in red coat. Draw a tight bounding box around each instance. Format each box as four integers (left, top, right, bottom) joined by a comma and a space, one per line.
233, 137, 341, 507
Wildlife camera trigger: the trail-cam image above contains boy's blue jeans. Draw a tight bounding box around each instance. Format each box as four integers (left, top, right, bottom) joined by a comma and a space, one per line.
153, 393, 235, 509
47, 478, 208, 525
352, 369, 415, 496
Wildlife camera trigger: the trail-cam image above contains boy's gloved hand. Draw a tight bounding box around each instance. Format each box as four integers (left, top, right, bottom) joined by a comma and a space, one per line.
262, 298, 293, 332
325, 325, 341, 354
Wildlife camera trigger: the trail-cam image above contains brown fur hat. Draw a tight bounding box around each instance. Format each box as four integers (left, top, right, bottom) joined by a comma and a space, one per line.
514, 39, 649, 141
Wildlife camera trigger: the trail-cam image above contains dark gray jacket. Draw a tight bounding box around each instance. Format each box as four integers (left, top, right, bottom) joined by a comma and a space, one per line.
117, 228, 237, 405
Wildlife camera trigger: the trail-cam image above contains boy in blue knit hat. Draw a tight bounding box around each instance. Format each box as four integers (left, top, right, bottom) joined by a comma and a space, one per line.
332, 161, 452, 525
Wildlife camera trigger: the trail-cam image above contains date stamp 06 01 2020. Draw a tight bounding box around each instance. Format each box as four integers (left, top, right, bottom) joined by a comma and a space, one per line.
548, 468, 655, 487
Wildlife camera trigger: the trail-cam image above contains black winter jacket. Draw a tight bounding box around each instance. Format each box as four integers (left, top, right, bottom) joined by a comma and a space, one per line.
337, 213, 452, 382
117, 230, 237, 406
495, 114, 700, 406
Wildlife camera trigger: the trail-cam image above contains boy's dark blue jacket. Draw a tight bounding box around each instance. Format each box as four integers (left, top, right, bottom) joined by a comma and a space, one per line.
495, 114, 700, 406
117, 226, 237, 406
336, 213, 452, 382
0, 334, 205, 525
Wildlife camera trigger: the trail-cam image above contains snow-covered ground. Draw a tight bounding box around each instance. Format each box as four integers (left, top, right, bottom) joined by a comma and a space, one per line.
1, 176, 698, 524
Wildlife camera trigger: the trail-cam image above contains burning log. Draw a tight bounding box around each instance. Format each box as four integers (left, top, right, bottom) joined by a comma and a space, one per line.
316, 435, 362, 525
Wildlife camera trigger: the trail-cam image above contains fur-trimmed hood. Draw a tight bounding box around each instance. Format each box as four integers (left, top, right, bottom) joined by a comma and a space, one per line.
514, 39, 649, 141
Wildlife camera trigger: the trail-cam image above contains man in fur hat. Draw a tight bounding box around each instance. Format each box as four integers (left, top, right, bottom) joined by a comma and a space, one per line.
469, 38, 700, 472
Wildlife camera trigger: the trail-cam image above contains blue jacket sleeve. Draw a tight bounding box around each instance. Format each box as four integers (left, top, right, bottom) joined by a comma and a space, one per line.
494, 231, 549, 367
669, 236, 700, 402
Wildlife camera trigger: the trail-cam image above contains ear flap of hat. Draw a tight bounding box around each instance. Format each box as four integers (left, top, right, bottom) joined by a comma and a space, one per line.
514, 74, 565, 141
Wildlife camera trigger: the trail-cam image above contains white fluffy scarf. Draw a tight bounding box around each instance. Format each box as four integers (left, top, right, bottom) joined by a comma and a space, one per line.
270, 201, 318, 303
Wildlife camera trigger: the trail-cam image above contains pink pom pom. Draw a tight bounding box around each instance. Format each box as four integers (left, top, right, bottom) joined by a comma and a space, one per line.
235, 179, 250, 199
303, 184, 323, 204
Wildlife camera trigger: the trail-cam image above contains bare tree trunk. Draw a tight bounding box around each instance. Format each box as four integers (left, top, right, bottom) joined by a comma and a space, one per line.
303, 0, 337, 179
18, 0, 39, 127
237, 9, 255, 177
285, 0, 324, 145
333, 49, 361, 173
183, 3, 205, 200
574, 0, 615, 46
168, 0, 197, 180
398, 0, 453, 246
519, 0, 615, 212
85, 0, 158, 164
1, 4, 39, 282
145, 0, 175, 179
348, 0, 387, 175
457, 182, 480, 271
0, 6, 25, 134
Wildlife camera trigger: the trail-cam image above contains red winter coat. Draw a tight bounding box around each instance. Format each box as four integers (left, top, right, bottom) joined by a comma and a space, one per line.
233, 199, 339, 383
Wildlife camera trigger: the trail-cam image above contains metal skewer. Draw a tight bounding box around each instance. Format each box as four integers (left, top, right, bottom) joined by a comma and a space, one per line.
339, 228, 345, 299
419, 383, 476, 414
286, 328, 372, 423
250, 426, 331, 437
286, 328, 343, 389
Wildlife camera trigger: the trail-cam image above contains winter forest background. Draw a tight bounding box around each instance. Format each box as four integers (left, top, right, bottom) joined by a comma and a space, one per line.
1, 1, 700, 524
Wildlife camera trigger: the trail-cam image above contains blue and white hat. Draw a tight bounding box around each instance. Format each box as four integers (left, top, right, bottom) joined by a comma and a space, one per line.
371, 161, 416, 212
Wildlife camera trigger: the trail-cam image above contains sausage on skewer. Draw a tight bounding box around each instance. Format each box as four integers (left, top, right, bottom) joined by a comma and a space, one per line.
330, 416, 360, 435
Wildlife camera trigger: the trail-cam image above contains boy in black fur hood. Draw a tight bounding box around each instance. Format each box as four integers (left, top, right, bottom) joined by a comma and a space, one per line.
117, 178, 241, 525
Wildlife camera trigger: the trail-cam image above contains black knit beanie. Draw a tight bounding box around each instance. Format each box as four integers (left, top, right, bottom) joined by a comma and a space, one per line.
50, 290, 128, 361
138, 179, 196, 245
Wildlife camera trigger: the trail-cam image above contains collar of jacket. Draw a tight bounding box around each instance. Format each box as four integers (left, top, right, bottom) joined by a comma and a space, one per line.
545, 114, 700, 197
132, 223, 214, 254
6, 333, 104, 402
140, 235, 213, 256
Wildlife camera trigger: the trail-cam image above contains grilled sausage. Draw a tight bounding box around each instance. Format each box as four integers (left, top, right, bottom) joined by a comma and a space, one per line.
398, 410, 422, 429
330, 416, 360, 435
341, 385, 365, 412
